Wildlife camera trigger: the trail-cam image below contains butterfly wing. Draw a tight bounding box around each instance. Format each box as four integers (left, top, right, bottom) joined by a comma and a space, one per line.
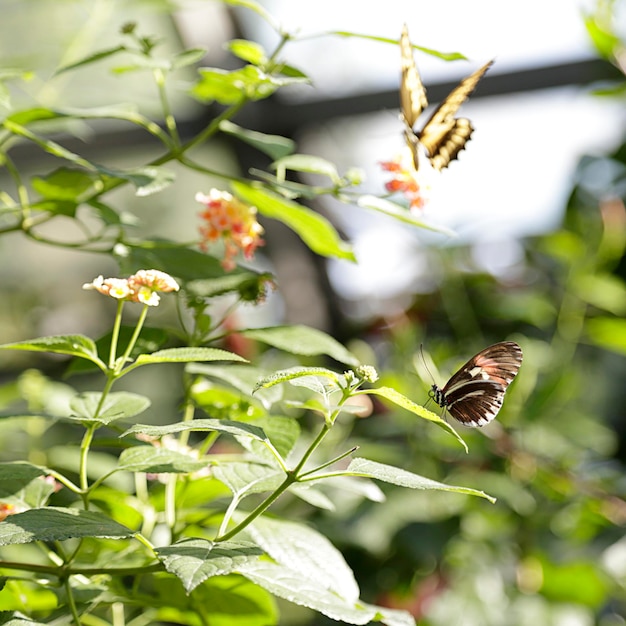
400, 25, 428, 170
440, 341, 523, 427
418, 60, 493, 171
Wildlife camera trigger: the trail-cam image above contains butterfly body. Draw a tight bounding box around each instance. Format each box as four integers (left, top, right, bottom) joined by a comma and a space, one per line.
430, 341, 523, 427
400, 24, 493, 171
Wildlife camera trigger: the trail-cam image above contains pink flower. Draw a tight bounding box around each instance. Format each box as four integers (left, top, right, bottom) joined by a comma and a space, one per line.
83, 270, 179, 307
380, 155, 430, 213
196, 189, 264, 271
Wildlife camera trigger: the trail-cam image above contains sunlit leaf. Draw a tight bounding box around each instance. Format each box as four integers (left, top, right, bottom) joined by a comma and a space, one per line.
241, 325, 360, 366
219, 120, 295, 160
346, 458, 495, 502
364, 386, 467, 451
232, 182, 355, 261
0, 508, 134, 545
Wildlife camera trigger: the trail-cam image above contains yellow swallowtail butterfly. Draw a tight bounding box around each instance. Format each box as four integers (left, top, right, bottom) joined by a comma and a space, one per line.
400, 24, 493, 171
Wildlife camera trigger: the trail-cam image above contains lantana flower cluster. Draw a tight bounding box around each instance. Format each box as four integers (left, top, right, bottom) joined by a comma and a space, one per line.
196, 189, 264, 271
83, 269, 179, 306
380, 154, 430, 212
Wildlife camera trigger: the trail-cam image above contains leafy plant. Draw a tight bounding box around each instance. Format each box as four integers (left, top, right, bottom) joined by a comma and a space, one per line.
0, 3, 492, 625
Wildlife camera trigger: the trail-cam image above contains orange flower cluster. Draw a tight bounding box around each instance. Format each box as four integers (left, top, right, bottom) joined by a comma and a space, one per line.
380, 155, 429, 212
83, 269, 179, 306
196, 189, 264, 271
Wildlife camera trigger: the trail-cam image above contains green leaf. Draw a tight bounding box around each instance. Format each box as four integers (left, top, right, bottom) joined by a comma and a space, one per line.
239, 415, 300, 463
117, 447, 208, 474
31, 167, 103, 202
365, 386, 467, 452
227, 40, 267, 65
586, 317, 626, 355
191, 65, 298, 104
153, 572, 277, 625
121, 241, 261, 283
0, 507, 134, 545
575, 273, 626, 315
346, 458, 496, 503
239, 560, 377, 624
213, 462, 284, 496
231, 182, 355, 261
55, 45, 127, 74
0, 614, 49, 626
69, 391, 150, 424
273, 154, 341, 184
96, 164, 175, 197
254, 366, 342, 391
0, 335, 104, 369
357, 195, 457, 236
242, 325, 360, 366
186, 364, 282, 409
248, 516, 360, 602
171, 47, 207, 70
133, 347, 247, 367
156, 538, 264, 593
219, 120, 295, 160
122, 418, 267, 442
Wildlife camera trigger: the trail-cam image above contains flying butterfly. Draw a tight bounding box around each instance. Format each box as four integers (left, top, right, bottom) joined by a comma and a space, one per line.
400, 24, 493, 171
429, 341, 523, 427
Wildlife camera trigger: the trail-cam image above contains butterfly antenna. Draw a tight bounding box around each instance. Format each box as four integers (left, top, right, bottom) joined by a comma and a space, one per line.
419, 344, 436, 385
418, 344, 437, 410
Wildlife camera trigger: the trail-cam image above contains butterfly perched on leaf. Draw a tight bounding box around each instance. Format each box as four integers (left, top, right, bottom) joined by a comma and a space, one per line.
430, 342, 522, 427
400, 24, 493, 171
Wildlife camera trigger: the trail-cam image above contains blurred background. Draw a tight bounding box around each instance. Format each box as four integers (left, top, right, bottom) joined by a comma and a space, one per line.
1, 0, 626, 624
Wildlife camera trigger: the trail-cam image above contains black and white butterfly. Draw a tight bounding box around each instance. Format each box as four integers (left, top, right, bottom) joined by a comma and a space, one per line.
430, 342, 523, 427
400, 24, 493, 171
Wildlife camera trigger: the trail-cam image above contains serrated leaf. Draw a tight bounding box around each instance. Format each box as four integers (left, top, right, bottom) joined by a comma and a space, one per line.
69, 391, 150, 424
0, 462, 47, 501
239, 560, 375, 624
247, 516, 360, 602
156, 538, 264, 593
0, 507, 133, 545
254, 366, 342, 391
347, 458, 496, 502
0, 614, 49, 626
117, 447, 208, 474
232, 182, 355, 261
242, 415, 300, 461
365, 387, 467, 452
187, 364, 281, 410
213, 462, 284, 496
219, 120, 295, 160
357, 195, 457, 236
241, 325, 359, 366
0, 335, 104, 369
133, 347, 247, 368
122, 418, 267, 442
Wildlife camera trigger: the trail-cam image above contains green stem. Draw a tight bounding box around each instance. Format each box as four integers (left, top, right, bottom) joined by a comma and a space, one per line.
79, 424, 98, 498
109, 300, 124, 369
214, 473, 296, 542
298, 445, 359, 480
63, 575, 81, 625
154, 67, 181, 148
165, 473, 177, 532
118, 304, 149, 374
